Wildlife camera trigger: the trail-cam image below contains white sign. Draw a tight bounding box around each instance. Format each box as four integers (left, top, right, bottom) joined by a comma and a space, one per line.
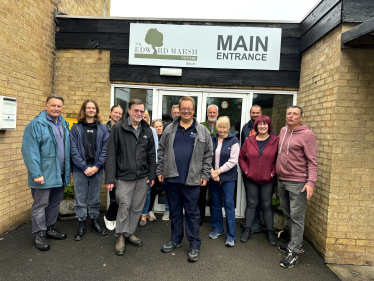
129, 23, 282, 70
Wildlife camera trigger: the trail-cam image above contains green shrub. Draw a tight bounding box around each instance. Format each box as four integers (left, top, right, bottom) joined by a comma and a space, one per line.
272, 198, 283, 214
64, 180, 74, 200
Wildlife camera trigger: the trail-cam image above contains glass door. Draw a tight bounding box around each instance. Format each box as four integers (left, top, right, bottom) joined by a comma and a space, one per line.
153, 90, 203, 212
201, 92, 248, 217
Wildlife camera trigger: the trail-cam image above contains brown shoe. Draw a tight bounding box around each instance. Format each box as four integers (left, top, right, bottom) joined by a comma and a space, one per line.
127, 234, 143, 247
115, 233, 126, 255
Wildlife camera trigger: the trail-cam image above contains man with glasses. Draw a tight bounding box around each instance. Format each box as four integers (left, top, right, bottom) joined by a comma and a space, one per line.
21, 94, 71, 251
105, 99, 156, 256
157, 96, 213, 262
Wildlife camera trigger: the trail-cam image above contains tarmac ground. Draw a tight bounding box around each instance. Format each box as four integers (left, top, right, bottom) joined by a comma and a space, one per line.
0, 213, 344, 281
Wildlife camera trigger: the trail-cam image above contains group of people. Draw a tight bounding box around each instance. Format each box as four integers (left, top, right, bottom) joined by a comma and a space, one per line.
21, 94, 317, 268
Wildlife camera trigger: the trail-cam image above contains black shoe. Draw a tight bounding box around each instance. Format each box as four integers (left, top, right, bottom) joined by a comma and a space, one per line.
91, 219, 107, 236
267, 230, 277, 246
161, 241, 182, 253
46, 224, 67, 240
240, 230, 250, 243
280, 250, 299, 268
251, 228, 262, 234
279, 243, 305, 254
127, 234, 143, 247
188, 249, 200, 262
74, 220, 86, 241
34, 231, 50, 251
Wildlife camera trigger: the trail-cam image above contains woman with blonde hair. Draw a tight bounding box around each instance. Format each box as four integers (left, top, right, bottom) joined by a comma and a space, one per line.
209, 116, 239, 247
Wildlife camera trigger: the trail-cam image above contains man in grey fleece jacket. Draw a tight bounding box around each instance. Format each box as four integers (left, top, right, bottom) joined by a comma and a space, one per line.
157, 96, 213, 263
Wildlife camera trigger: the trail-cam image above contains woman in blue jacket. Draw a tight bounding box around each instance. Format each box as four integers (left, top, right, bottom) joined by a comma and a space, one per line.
209, 116, 240, 247
70, 99, 109, 241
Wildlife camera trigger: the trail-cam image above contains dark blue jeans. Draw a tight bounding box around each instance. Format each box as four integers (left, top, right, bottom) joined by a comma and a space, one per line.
209, 180, 236, 241
164, 181, 201, 250
73, 169, 104, 221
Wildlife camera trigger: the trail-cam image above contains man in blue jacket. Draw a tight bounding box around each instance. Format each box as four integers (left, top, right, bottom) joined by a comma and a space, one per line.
22, 95, 71, 251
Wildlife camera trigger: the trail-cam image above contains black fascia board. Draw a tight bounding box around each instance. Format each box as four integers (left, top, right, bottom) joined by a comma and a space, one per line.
341, 17, 374, 47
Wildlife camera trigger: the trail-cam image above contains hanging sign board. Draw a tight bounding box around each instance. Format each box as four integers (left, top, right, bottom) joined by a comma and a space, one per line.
129, 23, 282, 70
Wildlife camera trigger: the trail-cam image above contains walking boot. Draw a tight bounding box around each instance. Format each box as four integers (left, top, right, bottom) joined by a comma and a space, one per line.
115, 233, 126, 256
267, 230, 277, 246
74, 220, 86, 241
34, 231, 50, 251
47, 223, 67, 240
240, 228, 251, 243
91, 218, 107, 236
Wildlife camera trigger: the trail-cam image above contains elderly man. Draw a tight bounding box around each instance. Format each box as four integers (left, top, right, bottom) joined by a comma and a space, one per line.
157, 96, 212, 262
277, 106, 318, 268
22, 94, 71, 251
163, 104, 180, 130
198, 104, 219, 225
201, 104, 219, 136
105, 99, 156, 256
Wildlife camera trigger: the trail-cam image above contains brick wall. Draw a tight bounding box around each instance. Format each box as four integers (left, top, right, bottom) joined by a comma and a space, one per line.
0, 0, 110, 235
298, 23, 374, 266
54, 49, 111, 208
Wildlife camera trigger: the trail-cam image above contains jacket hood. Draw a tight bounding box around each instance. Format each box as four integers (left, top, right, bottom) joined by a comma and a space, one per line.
212, 133, 237, 142
36, 110, 67, 126
279, 124, 312, 155
80, 120, 99, 126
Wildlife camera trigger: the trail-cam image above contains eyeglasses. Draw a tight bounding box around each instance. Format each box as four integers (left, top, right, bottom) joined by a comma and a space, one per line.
180, 108, 194, 112
133, 109, 145, 114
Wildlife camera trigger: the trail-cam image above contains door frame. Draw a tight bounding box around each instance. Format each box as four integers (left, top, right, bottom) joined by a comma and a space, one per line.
110, 84, 298, 217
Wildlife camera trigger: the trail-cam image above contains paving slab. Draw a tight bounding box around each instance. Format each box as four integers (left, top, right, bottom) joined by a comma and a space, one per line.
327, 264, 374, 281
0, 213, 340, 281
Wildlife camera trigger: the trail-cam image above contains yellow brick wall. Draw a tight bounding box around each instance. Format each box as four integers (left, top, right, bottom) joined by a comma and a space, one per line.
299, 23, 374, 266
0, 0, 110, 235
54, 49, 111, 208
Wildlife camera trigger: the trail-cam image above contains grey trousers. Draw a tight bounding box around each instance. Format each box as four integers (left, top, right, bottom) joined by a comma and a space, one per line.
278, 180, 307, 254
31, 186, 65, 236
116, 177, 148, 237
73, 169, 104, 221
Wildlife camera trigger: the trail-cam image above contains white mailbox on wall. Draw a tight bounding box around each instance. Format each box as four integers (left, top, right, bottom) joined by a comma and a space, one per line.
0, 96, 17, 130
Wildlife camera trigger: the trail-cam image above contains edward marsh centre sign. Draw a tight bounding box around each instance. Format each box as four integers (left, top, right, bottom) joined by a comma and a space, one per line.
129, 23, 282, 70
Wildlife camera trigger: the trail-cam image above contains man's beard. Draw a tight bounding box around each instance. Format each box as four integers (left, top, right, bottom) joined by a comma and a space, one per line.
208, 116, 217, 123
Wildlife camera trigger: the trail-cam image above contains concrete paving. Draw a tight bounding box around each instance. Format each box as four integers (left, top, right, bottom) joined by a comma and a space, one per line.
0, 213, 340, 281
328, 264, 374, 281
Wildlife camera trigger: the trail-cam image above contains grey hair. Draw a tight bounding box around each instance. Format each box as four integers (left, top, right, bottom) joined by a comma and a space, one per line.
46, 94, 64, 105
207, 104, 219, 112
171, 104, 179, 110
287, 105, 303, 116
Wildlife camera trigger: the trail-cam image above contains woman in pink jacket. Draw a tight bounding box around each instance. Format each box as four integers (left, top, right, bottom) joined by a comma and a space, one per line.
239, 115, 279, 246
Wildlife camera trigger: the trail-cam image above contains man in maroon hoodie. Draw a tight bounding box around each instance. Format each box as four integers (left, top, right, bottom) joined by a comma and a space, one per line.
276, 106, 318, 269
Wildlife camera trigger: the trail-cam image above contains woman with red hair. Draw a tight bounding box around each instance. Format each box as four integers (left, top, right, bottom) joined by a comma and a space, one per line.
239, 115, 279, 246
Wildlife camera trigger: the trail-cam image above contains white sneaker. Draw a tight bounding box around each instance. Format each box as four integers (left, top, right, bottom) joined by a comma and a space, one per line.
147, 211, 157, 221
104, 216, 115, 231
162, 211, 170, 221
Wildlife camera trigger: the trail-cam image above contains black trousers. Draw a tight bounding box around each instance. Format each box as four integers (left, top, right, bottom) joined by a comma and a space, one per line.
105, 186, 118, 221
197, 184, 208, 224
